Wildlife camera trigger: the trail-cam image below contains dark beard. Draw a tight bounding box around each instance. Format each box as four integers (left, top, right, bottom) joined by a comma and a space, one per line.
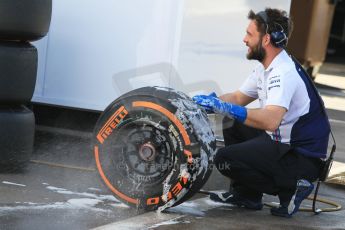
246, 37, 266, 62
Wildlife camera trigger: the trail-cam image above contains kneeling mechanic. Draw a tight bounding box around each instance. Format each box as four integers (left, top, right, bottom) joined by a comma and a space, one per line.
193, 7, 330, 217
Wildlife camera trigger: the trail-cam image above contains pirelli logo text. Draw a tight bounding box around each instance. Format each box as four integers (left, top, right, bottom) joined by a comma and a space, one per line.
146, 176, 189, 206
97, 106, 128, 144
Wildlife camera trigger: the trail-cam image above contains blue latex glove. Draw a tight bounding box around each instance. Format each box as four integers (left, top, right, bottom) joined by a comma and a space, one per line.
192, 92, 218, 113
192, 95, 247, 123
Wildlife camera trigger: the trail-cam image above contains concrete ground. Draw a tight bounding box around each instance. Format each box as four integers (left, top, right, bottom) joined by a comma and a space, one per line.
1, 63, 345, 229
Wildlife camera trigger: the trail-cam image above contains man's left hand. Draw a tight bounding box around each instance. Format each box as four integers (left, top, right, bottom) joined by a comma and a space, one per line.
192, 95, 247, 123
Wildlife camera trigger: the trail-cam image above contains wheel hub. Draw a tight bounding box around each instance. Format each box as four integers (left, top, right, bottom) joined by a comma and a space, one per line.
139, 142, 156, 162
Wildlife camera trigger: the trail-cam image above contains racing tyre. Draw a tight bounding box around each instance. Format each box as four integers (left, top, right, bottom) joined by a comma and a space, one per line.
0, 0, 52, 41
0, 41, 37, 103
93, 86, 216, 210
0, 105, 35, 172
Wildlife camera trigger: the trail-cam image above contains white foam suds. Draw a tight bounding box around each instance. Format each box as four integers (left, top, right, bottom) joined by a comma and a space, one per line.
2, 181, 26, 187
153, 87, 188, 100
167, 194, 235, 216
87, 187, 102, 191
148, 196, 235, 228
0, 198, 107, 214
45, 185, 121, 202
159, 167, 192, 211
94, 196, 234, 229
0, 184, 129, 215
109, 203, 130, 208
199, 149, 209, 178
168, 202, 205, 216
161, 169, 176, 202
66, 198, 102, 208
171, 98, 215, 147
170, 98, 216, 177
148, 216, 191, 229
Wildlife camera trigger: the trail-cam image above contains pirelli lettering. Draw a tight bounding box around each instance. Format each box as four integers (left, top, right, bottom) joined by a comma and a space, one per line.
97, 106, 128, 144
146, 176, 189, 206
146, 197, 160, 206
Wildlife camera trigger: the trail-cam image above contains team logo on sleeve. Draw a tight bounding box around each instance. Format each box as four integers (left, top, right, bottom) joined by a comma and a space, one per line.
268, 75, 281, 91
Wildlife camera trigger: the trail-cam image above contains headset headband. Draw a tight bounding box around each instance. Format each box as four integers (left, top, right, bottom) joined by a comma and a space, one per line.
257, 11, 268, 24
256, 10, 288, 48
256, 10, 287, 34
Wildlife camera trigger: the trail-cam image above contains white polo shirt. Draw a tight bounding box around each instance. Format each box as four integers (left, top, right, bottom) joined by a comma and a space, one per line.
239, 50, 310, 144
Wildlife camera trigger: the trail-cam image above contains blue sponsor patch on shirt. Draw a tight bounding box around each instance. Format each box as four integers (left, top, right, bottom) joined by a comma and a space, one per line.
269, 75, 280, 80
268, 85, 280, 90
269, 79, 280, 84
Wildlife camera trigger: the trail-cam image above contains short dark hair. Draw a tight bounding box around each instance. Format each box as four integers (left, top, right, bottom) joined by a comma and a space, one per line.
248, 8, 293, 39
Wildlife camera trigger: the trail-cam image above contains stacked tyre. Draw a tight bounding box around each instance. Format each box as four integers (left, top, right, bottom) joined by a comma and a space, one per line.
0, 1, 52, 171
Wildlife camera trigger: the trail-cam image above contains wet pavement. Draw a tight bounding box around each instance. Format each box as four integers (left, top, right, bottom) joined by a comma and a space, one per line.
0, 107, 344, 230
1, 68, 345, 229
0, 129, 141, 230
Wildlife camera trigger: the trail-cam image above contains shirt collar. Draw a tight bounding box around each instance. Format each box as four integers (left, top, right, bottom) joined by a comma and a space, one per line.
264, 49, 289, 73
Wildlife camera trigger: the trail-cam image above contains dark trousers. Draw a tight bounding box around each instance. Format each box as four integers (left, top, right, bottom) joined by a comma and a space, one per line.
215, 117, 322, 205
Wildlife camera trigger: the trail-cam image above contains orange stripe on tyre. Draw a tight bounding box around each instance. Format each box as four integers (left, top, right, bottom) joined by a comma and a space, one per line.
94, 146, 139, 205
132, 101, 191, 146
133, 101, 195, 207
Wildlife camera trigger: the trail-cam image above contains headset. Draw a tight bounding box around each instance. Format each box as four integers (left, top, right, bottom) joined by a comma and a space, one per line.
257, 11, 288, 48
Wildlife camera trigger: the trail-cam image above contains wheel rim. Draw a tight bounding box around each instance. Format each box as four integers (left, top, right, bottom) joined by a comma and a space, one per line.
110, 113, 175, 186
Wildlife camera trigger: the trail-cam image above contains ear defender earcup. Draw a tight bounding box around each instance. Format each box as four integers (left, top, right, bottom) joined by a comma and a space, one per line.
257, 11, 288, 48
270, 29, 287, 48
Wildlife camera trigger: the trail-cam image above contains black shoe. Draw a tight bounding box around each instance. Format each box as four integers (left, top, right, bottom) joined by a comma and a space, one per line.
209, 192, 263, 210
270, 205, 291, 218
271, 179, 314, 218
